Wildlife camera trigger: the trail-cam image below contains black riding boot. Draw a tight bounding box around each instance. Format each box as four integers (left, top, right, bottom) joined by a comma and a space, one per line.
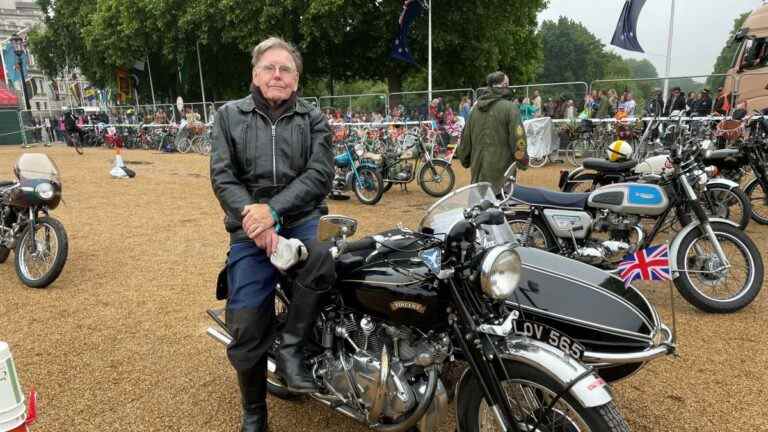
237, 358, 268, 432
275, 282, 326, 393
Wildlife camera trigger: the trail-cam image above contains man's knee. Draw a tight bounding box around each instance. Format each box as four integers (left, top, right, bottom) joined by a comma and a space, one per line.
294, 239, 335, 290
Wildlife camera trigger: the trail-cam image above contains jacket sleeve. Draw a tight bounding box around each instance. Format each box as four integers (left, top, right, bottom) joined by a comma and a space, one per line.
509, 107, 529, 169
457, 111, 472, 168
210, 106, 253, 222
268, 109, 334, 218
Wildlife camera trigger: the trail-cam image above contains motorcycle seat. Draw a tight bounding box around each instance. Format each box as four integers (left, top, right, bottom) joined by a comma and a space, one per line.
582, 158, 638, 172
703, 148, 740, 162
511, 184, 590, 209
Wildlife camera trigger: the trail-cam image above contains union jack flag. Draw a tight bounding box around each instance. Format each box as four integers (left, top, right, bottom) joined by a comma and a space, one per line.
617, 244, 671, 287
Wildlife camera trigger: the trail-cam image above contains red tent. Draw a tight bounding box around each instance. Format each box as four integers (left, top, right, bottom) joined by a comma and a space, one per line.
0, 81, 19, 108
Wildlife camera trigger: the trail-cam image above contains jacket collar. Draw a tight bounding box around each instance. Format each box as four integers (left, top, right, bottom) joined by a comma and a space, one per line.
235, 93, 311, 115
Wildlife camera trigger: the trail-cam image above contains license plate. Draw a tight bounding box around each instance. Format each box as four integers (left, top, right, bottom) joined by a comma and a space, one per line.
512, 319, 586, 360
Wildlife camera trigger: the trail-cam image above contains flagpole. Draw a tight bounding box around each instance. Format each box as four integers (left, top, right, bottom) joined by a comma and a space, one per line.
427, 0, 432, 116
663, 0, 675, 104
146, 56, 156, 109
196, 41, 207, 123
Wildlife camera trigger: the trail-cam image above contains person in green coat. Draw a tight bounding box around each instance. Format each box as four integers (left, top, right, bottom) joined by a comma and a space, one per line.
457, 71, 529, 192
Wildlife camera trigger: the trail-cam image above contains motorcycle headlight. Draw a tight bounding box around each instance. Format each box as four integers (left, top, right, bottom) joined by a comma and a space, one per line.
354, 144, 365, 157
35, 182, 54, 200
480, 246, 522, 300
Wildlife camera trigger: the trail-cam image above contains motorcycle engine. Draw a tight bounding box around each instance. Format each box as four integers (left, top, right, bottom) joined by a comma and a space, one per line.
315, 313, 450, 423
575, 211, 641, 265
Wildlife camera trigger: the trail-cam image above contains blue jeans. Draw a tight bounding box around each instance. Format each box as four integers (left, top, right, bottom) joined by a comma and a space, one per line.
226, 218, 319, 310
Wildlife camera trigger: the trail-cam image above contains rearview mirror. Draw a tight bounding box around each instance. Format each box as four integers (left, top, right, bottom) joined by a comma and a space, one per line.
318, 215, 358, 242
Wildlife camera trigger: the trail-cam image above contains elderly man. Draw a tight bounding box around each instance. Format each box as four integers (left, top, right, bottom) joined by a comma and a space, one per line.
457, 71, 528, 192
210, 36, 333, 432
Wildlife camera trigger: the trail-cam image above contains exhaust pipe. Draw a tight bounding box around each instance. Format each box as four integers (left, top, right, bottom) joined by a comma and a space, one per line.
207, 326, 232, 346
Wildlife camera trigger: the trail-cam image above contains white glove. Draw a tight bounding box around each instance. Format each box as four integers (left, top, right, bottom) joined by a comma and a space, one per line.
270, 237, 308, 272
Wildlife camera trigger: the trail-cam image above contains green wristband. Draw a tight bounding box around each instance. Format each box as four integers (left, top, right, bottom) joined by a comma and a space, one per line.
269, 207, 281, 233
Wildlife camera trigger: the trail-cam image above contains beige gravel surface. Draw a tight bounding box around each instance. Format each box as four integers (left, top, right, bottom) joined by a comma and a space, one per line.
0, 145, 766, 432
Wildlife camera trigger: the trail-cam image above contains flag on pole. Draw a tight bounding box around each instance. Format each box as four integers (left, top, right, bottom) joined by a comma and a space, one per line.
617, 244, 671, 287
610, 0, 646, 53
2, 41, 30, 84
391, 0, 423, 65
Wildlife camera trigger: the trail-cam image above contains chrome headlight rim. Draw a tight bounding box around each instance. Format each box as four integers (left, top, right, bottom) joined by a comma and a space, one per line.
34, 182, 55, 200
480, 246, 522, 300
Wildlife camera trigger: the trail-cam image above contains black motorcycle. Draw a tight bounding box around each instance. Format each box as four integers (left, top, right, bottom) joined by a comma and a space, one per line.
208, 183, 676, 432
0, 153, 69, 288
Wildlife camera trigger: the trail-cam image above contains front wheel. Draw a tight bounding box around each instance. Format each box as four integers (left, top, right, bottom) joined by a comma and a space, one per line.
674, 222, 763, 313
418, 159, 455, 197
701, 184, 751, 230
505, 213, 557, 252
744, 177, 768, 225
14, 216, 69, 288
456, 361, 629, 432
353, 167, 384, 205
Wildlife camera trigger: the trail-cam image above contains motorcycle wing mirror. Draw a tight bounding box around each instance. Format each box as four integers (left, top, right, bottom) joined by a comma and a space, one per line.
732, 108, 748, 121
475, 208, 506, 226
318, 215, 358, 242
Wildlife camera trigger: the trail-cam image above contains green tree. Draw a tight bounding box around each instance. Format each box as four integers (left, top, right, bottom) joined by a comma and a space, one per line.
537, 17, 609, 85
707, 11, 750, 90
27, 0, 547, 105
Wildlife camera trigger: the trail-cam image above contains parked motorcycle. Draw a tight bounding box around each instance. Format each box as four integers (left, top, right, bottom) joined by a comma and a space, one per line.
504, 139, 764, 314
560, 144, 752, 230
208, 183, 680, 431
0, 154, 68, 288
330, 137, 385, 205
380, 126, 455, 197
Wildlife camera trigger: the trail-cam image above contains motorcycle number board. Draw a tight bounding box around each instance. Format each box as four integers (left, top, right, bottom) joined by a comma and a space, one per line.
512, 319, 586, 360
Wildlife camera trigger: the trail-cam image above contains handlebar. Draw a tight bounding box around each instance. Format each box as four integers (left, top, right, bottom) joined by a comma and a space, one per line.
342, 236, 376, 254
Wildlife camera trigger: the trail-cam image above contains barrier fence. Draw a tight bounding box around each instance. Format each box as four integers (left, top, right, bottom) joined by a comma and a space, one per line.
319, 94, 389, 120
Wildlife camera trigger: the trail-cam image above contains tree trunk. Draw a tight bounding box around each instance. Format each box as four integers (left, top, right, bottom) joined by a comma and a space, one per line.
387, 71, 403, 114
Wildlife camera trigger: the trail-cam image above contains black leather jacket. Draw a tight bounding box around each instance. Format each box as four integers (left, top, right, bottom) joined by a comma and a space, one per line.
210, 95, 333, 243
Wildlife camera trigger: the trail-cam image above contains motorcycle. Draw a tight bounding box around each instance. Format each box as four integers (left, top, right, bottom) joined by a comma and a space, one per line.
330, 134, 385, 205
207, 183, 677, 432
560, 119, 751, 230
504, 138, 764, 314
0, 153, 68, 288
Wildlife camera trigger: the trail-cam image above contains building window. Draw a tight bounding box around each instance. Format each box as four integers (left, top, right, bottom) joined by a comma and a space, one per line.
35, 102, 41, 111
44, 102, 48, 110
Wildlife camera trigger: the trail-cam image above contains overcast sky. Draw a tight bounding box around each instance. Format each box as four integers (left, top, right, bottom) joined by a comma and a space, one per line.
538, 0, 765, 78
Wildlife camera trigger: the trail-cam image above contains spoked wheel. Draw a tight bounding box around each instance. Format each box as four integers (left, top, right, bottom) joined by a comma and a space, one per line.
353, 167, 384, 205
457, 361, 629, 432
700, 184, 751, 230
675, 222, 763, 313
528, 155, 548, 168
418, 159, 455, 197
744, 177, 768, 225
567, 139, 593, 167
505, 213, 557, 251
562, 173, 597, 193
14, 216, 69, 288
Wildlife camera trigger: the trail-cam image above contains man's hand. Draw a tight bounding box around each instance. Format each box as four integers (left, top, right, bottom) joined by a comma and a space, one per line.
242, 204, 275, 239
253, 227, 280, 256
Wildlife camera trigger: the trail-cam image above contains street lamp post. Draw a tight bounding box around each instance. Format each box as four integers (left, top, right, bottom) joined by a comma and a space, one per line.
10, 33, 31, 111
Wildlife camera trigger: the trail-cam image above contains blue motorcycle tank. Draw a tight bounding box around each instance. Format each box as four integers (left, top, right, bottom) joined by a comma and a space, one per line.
587, 183, 668, 216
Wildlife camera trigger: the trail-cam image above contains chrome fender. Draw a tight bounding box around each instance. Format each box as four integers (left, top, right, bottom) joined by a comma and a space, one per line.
669, 218, 739, 276
706, 178, 739, 190
499, 338, 612, 408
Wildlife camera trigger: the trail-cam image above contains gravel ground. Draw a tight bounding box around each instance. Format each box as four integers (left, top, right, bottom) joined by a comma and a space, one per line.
0, 145, 766, 432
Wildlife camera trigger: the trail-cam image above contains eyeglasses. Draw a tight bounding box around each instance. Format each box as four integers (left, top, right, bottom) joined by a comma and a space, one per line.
257, 64, 296, 76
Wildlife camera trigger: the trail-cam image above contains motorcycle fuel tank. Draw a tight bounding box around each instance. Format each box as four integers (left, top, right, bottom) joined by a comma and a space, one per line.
588, 183, 668, 216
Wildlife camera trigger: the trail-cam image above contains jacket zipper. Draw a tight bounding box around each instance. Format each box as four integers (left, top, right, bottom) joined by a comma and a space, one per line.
252, 107, 297, 186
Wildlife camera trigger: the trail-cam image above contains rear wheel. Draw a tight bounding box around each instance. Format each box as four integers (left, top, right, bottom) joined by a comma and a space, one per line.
456, 361, 629, 432
563, 173, 597, 193
528, 155, 548, 168
744, 177, 768, 225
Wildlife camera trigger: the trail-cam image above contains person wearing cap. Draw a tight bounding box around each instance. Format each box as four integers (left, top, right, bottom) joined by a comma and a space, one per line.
695, 88, 713, 116
663, 86, 687, 116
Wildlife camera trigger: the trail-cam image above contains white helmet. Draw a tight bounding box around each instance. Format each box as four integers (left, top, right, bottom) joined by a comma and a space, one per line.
606, 140, 633, 161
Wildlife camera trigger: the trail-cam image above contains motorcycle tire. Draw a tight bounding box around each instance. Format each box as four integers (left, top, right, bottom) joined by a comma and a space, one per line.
562, 172, 597, 193
701, 184, 751, 230
528, 154, 548, 168
0, 246, 9, 263
353, 168, 384, 205
744, 177, 768, 225
418, 159, 455, 197
14, 216, 69, 288
505, 213, 557, 252
456, 360, 629, 432
674, 222, 763, 313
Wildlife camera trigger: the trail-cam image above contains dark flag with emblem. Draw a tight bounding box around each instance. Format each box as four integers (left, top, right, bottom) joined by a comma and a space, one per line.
610, 0, 646, 53
391, 0, 423, 64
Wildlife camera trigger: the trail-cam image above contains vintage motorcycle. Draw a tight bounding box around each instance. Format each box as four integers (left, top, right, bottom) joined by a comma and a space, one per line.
208, 183, 677, 432
330, 136, 385, 205
0, 153, 69, 288
504, 139, 764, 314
